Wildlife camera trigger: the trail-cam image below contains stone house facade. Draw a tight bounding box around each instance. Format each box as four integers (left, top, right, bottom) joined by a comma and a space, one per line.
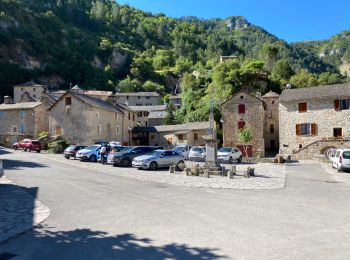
132, 122, 210, 147
128, 105, 167, 127
222, 91, 279, 157
114, 92, 161, 106
48, 91, 137, 146
13, 81, 48, 103
0, 102, 49, 139
279, 83, 350, 158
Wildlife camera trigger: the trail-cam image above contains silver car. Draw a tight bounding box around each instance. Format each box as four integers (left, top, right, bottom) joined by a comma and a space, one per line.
189, 146, 206, 161
132, 150, 186, 170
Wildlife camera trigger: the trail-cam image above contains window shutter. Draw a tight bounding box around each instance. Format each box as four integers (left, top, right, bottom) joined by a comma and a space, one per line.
238, 104, 245, 114
334, 100, 340, 111
311, 123, 317, 136
238, 121, 246, 129
296, 124, 301, 136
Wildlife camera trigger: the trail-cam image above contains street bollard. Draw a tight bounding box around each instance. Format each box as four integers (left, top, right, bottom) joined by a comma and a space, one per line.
203, 169, 209, 178
169, 165, 175, 173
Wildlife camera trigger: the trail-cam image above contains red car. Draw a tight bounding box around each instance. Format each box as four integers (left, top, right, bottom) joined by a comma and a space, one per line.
13, 139, 42, 153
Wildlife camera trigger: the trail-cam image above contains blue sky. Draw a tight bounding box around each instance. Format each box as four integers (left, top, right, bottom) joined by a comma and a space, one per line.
116, 0, 349, 43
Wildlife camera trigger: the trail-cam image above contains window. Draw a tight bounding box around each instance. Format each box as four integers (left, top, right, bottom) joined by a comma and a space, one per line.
128, 113, 131, 120
116, 126, 120, 135
0, 112, 5, 119
12, 126, 17, 132
20, 111, 26, 119
296, 123, 317, 136
150, 134, 155, 140
66, 107, 70, 115
146, 96, 150, 99
272, 100, 275, 104
138, 96, 140, 99
107, 124, 111, 133
96, 112, 100, 118
178, 134, 184, 141
144, 111, 149, 117
270, 124, 274, 134
240, 95, 243, 99
137, 111, 143, 117
65, 97, 72, 106
238, 104, 245, 114
33, 88, 36, 92
115, 113, 119, 121
20, 124, 26, 133
238, 121, 246, 129
333, 128, 342, 138
55, 126, 62, 135
340, 99, 350, 110
126, 96, 129, 100
145, 121, 148, 126
21, 88, 24, 91
97, 124, 101, 134
194, 133, 199, 141
33, 94, 36, 98
132, 114, 135, 121
298, 102, 307, 113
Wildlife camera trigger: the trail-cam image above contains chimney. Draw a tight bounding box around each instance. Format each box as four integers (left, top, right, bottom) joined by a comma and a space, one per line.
3, 96, 13, 104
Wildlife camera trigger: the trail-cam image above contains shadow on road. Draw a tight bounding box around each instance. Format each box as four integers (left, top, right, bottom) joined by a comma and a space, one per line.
2, 159, 47, 171
0, 148, 12, 156
2, 226, 225, 259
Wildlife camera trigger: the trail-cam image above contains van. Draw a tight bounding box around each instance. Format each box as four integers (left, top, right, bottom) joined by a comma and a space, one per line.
332, 149, 350, 172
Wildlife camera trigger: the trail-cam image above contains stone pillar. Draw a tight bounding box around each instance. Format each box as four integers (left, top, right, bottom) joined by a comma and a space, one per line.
204, 138, 219, 170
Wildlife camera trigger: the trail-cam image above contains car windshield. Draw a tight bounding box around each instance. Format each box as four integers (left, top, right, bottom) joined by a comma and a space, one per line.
219, 148, 231, 153
343, 151, 350, 159
121, 147, 135, 153
192, 147, 204, 152
147, 151, 163, 157
173, 146, 185, 152
85, 145, 100, 150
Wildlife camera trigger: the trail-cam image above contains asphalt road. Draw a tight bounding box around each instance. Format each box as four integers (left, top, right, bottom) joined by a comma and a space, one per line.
0, 149, 350, 260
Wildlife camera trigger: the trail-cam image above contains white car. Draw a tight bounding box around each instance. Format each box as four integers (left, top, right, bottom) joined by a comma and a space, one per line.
189, 146, 206, 161
173, 144, 192, 159
332, 149, 350, 172
217, 147, 242, 163
76, 145, 102, 162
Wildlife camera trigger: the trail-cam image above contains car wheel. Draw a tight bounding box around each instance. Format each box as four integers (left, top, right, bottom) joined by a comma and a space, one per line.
121, 158, 131, 167
237, 156, 242, 163
24, 147, 28, 152
13, 146, 18, 150
37, 150, 41, 153
228, 157, 234, 164
64, 155, 70, 159
149, 162, 157, 171
90, 155, 97, 162
177, 161, 186, 171
28, 147, 32, 152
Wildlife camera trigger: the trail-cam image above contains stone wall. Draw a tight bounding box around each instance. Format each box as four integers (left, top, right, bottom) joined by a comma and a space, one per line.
279, 98, 350, 156
49, 93, 127, 145
149, 130, 207, 148
222, 92, 265, 157
13, 86, 46, 103
0, 108, 36, 137
262, 96, 279, 150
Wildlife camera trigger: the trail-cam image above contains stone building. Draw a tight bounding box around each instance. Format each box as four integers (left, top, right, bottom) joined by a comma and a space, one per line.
279, 83, 350, 159
48, 91, 136, 146
0, 102, 49, 143
13, 80, 48, 103
169, 94, 182, 109
222, 91, 279, 157
132, 122, 210, 147
113, 92, 161, 106
127, 105, 167, 127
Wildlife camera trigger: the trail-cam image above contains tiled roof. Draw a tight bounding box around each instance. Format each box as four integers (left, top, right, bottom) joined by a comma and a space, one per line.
279, 83, 350, 102
169, 94, 182, 99
148, 111, 167, 119
0, 102, 42, 110
84, 90, 113, 96
13, 80, 46, 88
115, 92, 160, 97
262, 90, 279, 98
71, 92, 124, 113
154, 121, 210, 132
128, 105, 167, 111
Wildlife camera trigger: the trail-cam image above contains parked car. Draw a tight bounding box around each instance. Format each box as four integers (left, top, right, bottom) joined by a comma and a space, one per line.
189, 146, 206, 161
217, 147, 242, 163
109, 141, 122, 146
173, 144, 192, 159
13, 139, 42, 153
132, 150, 186, 170
76, 145, 102, 162
63, 145, 87, 159
107, 146, 159, 167
332, 149, 350, 172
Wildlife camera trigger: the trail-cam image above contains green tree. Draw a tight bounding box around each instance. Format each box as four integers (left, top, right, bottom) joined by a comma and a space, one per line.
163, 103, 177, 125
142, 80, 164, 93
116, 77, 142, 92
318, 72, 343, 85
153, 49, 175, 70
238, 126, 253, 162
175, 57, 193, 74
271, 59, 294, 86
260, 44, 279, 72
290, 69, 318, 88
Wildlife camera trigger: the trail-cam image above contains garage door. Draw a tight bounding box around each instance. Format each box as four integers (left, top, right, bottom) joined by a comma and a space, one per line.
237, 145, 253, 157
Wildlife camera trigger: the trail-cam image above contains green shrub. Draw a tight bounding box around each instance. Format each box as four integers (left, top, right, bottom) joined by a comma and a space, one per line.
48, 139, 69, 154
38, 131, 49, 139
